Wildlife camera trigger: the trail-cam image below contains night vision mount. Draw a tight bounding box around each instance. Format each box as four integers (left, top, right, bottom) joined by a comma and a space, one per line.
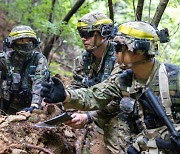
101, 24, 118, 39
158, 28, 169, 43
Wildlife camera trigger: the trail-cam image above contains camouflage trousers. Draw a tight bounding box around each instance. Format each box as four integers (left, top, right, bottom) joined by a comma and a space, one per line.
132, 124, 180, 154
103, 116, 131, 154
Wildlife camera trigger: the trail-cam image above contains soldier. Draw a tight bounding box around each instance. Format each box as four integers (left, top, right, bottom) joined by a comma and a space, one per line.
0, 25, 49, 114
41, 21, 180, 153
66, 12, 124, 153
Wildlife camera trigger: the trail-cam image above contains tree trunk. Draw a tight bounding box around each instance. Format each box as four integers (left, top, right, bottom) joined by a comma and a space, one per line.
49, 0, 56, 23
63, 0, 85, 23
42, 0, 85, 59
42, 0, 56, 58
151, 0, 169, 27
135, 0, 144, 21
108, 0, 114, 22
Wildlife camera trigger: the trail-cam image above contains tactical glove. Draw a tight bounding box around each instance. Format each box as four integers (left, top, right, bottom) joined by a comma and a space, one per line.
127, 145, 140, 154
40, 76, 66, 103
156, 137, 180, 153
23, 106, 38, 113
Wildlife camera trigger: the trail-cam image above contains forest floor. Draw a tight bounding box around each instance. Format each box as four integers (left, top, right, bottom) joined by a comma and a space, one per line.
0, 104, 110, 154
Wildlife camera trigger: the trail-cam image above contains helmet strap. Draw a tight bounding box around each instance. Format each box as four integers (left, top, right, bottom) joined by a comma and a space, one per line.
91, 31, 107, 51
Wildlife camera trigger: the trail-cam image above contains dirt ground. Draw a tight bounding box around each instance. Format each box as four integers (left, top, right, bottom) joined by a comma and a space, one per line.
0, 106, 110, 154
90, 128, 110, 154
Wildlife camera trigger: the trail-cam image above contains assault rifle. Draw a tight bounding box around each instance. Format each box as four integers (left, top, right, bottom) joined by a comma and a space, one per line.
143, 87, 180, 153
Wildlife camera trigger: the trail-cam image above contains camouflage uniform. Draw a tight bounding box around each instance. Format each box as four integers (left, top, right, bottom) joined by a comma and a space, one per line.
69, 42, 117, 89
0, 25, 49, 114
67, 12, 125, 153
65, 59, 180, 153
63, 22, 180, 153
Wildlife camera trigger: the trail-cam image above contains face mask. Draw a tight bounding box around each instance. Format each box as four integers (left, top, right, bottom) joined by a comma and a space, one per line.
13, 42, 34, 56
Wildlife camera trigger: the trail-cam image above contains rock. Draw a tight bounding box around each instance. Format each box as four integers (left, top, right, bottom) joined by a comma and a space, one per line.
7, 115, 27, 122
12, 149, 27, 154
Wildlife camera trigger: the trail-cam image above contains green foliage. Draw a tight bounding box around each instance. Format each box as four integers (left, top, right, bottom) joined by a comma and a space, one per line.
0, 0, 179, 65
49, 61, 73, 77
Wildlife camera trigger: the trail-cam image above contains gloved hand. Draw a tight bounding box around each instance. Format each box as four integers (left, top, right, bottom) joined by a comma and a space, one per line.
23, 106, 38, 113
127, 145, 140, 154
40, 76, 66, 103
156, 137, 180, 153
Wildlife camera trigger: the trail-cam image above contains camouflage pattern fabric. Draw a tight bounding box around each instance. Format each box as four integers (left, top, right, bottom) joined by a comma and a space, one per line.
0, 50, 48, 113
65, 59, 180, 153
8, 25, 38, 46
77, 12, 113, 32
68, 42, 117, 89
67, 42, 128, 153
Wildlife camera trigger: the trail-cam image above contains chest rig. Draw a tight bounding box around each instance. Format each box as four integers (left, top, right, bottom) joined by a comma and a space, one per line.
2, 51, 43, 101
82, 42, 116, 87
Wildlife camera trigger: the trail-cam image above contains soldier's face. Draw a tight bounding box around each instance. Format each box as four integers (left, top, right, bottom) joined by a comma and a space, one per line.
115, 45, 135, 69
79, 31, 104, 51
116, 44, 146, 69
13, 38, 34, 57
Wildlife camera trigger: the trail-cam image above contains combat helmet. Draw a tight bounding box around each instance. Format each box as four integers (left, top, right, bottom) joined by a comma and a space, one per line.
114, 21, 160, 56
6, 25, 39, 48
77, 12, 114, 38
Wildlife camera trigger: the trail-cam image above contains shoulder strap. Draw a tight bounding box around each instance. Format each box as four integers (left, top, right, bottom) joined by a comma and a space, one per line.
30, 51, 43, 66
159, 63, 173, 120
82, 51, 91, 74
98, 42, 116, 82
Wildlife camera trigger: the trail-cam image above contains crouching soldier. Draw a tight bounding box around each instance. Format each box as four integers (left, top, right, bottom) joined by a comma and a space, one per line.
0, 25, 49, 114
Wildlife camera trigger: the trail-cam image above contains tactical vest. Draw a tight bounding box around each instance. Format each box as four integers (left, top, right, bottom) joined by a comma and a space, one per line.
82, 42, 116, 87
2, 51, 43, 104
118, 63, 180, 133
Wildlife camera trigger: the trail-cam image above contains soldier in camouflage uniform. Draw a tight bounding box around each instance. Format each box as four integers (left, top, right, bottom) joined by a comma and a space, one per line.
41, 21, 180, 153
66, 12, 124, 153
0, 25, 49, 114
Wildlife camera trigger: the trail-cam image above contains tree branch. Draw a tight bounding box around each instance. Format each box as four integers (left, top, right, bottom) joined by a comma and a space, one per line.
108, 0, 114, 22
10, 143, 53, 154
63, 0, 85, 22
135, 0, 144, 21
151, 0, 169, 27
42, 0, 85, 58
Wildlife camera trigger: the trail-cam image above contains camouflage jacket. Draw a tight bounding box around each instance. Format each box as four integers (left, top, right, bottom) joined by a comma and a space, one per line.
65, 59, 180, 128
0, 50, 49, 107
67, 42, 120, 125
68, 42, 117, 89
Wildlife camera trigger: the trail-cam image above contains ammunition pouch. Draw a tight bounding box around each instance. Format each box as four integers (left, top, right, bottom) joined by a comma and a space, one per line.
119, 97, 135, 114
144, 114, 164, 129
9, 73, 21, 93
19, 89, 32, 105
124, 100, 143, 134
